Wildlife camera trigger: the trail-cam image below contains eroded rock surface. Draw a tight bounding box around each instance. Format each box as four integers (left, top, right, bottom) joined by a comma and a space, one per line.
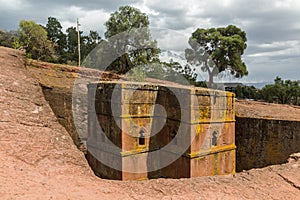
1, 47, 300, 199
236, 100, 300, 121
0, 47, 121, 199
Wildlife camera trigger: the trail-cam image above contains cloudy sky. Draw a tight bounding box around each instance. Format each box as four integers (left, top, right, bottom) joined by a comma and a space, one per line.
1, 0, 300, 83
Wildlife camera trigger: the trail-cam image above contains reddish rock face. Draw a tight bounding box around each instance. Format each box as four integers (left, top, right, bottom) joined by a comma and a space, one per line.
2, 47, 300, 199
87, 81, 235, 180
235, 100, 300, 172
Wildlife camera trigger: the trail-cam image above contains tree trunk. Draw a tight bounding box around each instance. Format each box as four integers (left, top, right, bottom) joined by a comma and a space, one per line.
120, 54, 126, 74
208, 70, 214, 88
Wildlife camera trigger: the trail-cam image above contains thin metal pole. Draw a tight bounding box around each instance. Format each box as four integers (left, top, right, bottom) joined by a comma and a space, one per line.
77, 18, 81, 67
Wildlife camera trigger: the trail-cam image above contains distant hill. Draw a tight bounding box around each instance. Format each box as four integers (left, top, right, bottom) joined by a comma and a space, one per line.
244, 81, 273, 89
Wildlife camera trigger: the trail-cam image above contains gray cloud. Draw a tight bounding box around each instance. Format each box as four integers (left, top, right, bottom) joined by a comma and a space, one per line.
28, 0, 139, 12
0, 0, 139, 30
0, 0, 299, 82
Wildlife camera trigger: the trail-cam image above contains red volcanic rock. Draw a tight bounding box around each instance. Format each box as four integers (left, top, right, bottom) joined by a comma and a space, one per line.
0, 47, 300, 199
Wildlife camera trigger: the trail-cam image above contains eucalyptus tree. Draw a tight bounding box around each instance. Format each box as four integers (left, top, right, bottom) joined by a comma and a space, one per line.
185, 25, 248, 87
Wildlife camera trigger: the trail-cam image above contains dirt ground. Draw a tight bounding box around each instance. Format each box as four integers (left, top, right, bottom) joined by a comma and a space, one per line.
1, 46, 300, 199
236, 99, 300, 121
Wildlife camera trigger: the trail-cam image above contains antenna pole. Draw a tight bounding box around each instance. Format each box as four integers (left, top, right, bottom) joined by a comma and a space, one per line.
77, 18, 81, 67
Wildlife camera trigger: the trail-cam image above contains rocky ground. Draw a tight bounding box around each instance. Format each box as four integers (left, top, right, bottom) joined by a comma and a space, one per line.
1, 46, 300, 199
236, 99, 300, 121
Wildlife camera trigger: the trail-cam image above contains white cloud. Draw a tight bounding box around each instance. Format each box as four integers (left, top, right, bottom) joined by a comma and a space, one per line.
274, 0, 300, 9
0, 0, 29, 10
151, 28, 190, 51
247, 40, 300, 60
255, 41, 299, 49
131, 0, 159, 16
248, 47, 300, 58
48, 6, 110, 35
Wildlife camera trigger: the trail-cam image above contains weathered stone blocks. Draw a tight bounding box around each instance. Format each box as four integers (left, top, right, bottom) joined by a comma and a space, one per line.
87, 81, 235, 180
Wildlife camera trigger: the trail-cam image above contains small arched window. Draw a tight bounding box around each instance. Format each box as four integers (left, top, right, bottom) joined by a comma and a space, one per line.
139, 130, 145, 146
212, 131, 218, 146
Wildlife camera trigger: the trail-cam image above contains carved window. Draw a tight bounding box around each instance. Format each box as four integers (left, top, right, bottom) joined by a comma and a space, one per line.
139, 130, 145, 146
212, 131, 218, 146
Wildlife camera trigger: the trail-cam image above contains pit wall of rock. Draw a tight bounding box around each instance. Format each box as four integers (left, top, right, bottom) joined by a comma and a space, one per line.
236, 116, 300, 172
26, 59, 121, 150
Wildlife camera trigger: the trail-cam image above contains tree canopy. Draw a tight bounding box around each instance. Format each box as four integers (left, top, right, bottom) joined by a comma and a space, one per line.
46, 17, 67, 63
261, 77, 300, 104
104, 6, 149, 38
235, 85, 260, 100
0, 30, 19, 48
19, 20, 56, 61
81, 30, 102, 62
185, 25, 248, 87
65, 26, 78, 63
45, 17, 102, 65
103, 6, 159, 74
234, 77, 300, 105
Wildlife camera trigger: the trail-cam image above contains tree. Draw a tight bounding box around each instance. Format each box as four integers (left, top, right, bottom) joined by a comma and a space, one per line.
81, 30, 102, 61
235, 85, 260, 100
65, 26, 102, 65
18, 20, 56, 61
185, 25, 248, 87
103, 6, 159, 74
168, 61, 197, 85
66, 26, 79, 64
0, 30, 19, 48
261, 77, 300, 104
45, 17, 67, 63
